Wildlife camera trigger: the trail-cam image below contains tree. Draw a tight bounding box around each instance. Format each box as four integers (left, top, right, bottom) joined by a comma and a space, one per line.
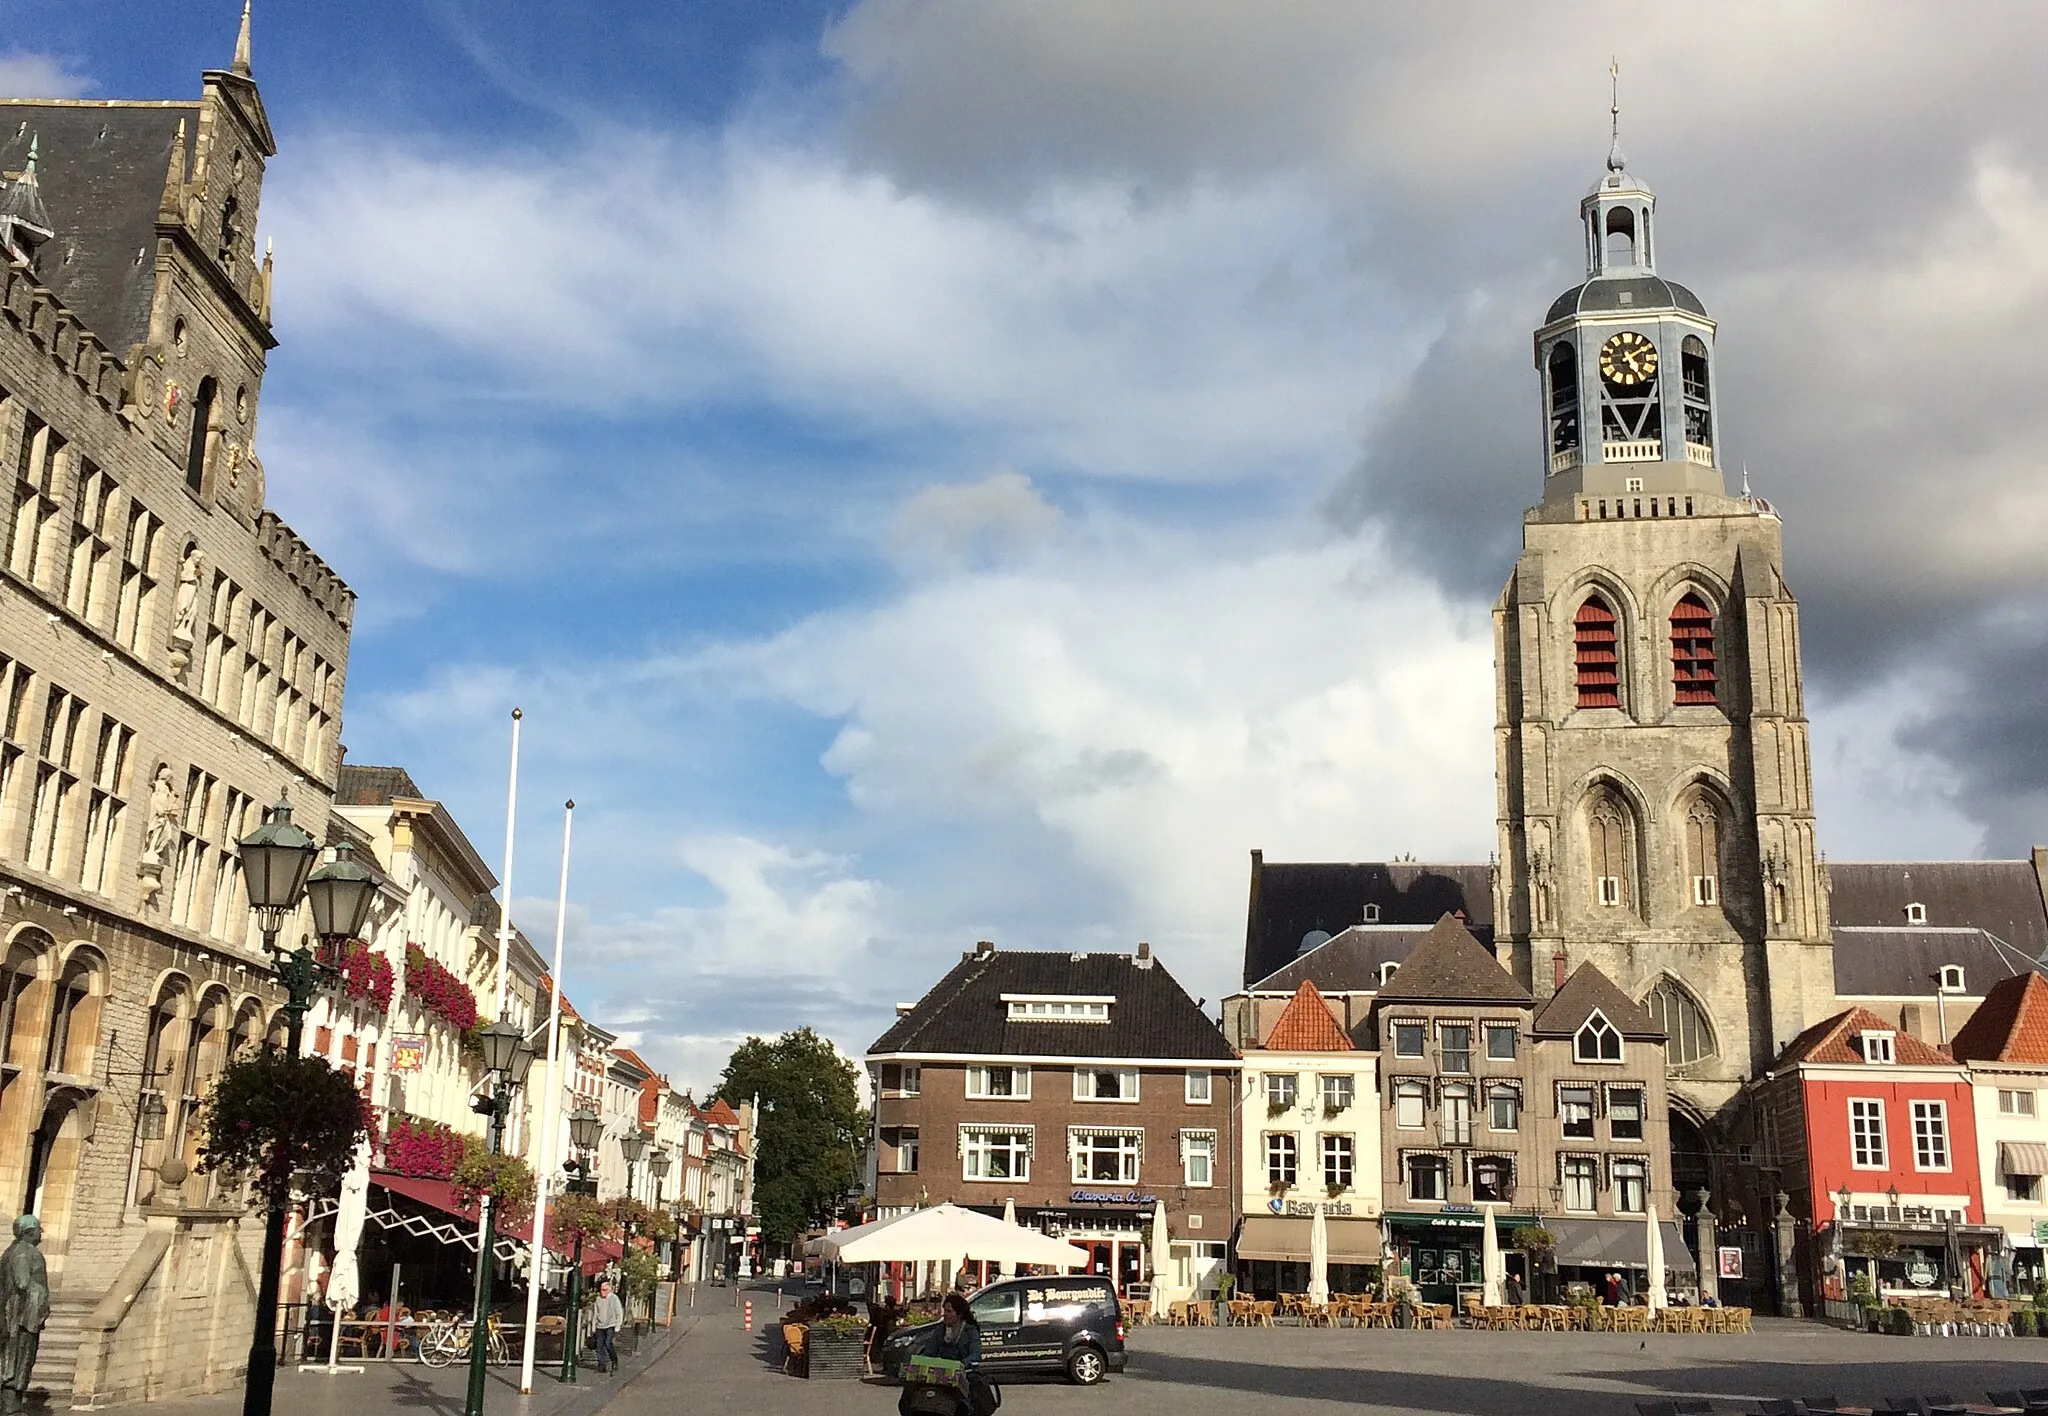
714, 1027, 865, 1245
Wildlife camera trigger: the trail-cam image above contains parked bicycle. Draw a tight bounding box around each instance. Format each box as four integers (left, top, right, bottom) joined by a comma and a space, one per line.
418, 1314, 508, 1367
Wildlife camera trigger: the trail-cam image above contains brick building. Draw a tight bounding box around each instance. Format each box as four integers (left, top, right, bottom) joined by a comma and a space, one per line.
868, 940, 1239, 1302
0, 11, 357, 1404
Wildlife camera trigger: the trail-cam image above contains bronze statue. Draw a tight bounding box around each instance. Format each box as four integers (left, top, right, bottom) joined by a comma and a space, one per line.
0, 1215, 49, 1414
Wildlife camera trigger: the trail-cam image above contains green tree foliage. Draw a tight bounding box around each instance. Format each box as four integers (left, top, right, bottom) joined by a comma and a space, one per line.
715, 1027, 865, 1244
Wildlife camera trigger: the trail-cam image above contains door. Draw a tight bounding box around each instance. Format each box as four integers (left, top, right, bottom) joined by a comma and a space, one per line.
1079, 1241, 1113, 1281
1117, 1241, 1143, 1293
970, 1286, 1025, 1363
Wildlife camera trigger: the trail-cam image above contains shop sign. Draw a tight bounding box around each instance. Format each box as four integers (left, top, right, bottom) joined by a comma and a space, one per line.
1717, 1246, 1743, 1279
390, 1035, 426, 1072
2033, 1220, 2048, 1245
1069, 1189, 1155, 1206
1282, 1200, 1353, 1217
1440, 1203, 1476, 1214
1905, 1257, 1939, 1288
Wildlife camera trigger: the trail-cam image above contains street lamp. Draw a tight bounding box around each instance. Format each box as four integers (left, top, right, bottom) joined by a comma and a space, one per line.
668, 1201, 688, 1285
239, 797, 367, 1416
464, 1022, 536, 1416
139, 1091, 167, 1142
648, 1147, 671, 1206
621, 1130, 647, 1203
560, 1107, 602, 1385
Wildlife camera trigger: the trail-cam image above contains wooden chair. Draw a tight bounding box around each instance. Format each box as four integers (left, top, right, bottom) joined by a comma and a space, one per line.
1191, 1301, 1217, 1327
781, 1322, 807, 1377
1252, 1300, 1277, 1327
1227, 1299, 1252, 1326
1126, 1299, 1151, 1326
1166, 1300, 1190, 1326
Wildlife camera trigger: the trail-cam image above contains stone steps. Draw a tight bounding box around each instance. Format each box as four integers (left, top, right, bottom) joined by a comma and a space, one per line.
30, 1297, 93, 1401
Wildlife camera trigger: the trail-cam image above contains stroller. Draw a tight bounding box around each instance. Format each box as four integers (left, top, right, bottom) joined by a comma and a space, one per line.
897, 1368, 1000, 1416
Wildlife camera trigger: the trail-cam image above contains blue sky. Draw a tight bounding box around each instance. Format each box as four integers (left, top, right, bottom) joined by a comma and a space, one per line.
8, 3, 2048, 1092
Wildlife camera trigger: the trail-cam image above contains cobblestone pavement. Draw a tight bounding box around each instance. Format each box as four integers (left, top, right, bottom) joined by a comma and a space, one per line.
601, 1284, 2048, 1416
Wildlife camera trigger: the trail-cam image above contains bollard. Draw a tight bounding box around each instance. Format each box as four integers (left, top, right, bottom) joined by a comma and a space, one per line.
744, 1299, 753, 1332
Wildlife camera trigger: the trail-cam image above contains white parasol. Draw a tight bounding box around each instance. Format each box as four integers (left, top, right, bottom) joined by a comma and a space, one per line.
999, 1196, 1018, 1278
321, 1138, 372, 1374
1645, 1203, 1667, 1309
1307, 1202, 1330, 1308
1148, 1202, 1172, 1301
1481, 1205, 1504, 1307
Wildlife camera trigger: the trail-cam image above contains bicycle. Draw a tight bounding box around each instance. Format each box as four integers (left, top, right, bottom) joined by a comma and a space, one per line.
418, 1314, 508, 1367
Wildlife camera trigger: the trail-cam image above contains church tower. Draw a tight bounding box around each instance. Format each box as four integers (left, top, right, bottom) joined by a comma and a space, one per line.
1492, 103, 1833, 1133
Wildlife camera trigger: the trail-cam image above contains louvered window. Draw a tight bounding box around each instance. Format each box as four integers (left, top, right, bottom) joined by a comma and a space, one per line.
1574, 596, 1621, 708
1670, 594, 1716, 704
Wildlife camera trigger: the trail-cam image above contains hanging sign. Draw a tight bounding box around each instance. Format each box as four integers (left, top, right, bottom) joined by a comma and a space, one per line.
1717, 1246, 1743, 1279
391, 1035, 427, 1073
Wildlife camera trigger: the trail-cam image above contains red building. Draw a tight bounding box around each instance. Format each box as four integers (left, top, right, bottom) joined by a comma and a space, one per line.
1748, 1007, 1994, 1305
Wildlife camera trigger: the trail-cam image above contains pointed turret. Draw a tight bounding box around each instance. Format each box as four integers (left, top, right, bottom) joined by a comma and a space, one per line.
232, 0, 253, 77
0, 135, 56, 266
158, 119, 189, 224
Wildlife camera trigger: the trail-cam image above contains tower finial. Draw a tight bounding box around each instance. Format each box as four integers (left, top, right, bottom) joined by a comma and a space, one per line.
1607, 58, 1626, 173
233, 0, 252, 76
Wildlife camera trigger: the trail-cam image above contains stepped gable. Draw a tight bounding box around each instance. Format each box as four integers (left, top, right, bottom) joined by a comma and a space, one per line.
1531, 962, 1663, 1038
1950, 972, 2048, 1064
1262, 981, 1353, 1052
1773, 1006, 1953, 1068
1373, 914, 1530, 1006
1242, 853, 1493, 987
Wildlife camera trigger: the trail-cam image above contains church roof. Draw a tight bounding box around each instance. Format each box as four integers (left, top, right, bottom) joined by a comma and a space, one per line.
1772, 1006, 1954, 1070
1831, 925, 2041, 1000
1828, 860, 2048, 960
1950, 972, 2048, 1065
1242, 854, 1494, 988
1374, 915, 1530, 1006
1260, 981, 1353, 1052
1248, 923, 1437, 993
1544, 274, 1708, 325
1531, 963, 1662, 1039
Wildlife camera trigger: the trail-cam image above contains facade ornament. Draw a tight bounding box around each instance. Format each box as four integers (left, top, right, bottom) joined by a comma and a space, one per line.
166, 545, 204, 677
1528, 840, 1553, 928
136, 764, 178, 908
1761, 842, 1790, 926
162, 379, 182, 421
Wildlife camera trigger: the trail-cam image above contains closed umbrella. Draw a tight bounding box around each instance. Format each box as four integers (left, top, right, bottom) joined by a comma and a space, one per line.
1481, 1205, 1503, 1307
999, 1197, 1018, 1278
1645, 1203, 1667, 1309
323, 1139, 372, 1373
1307, 1202, 1330, 1308
1149, 1203, 1173, 1301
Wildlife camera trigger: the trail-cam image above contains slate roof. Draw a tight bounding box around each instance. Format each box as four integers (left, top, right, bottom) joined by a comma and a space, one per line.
1373, 915, 1531, 1006
870, 946, 1237, 1062
1243, 853, 1494, 987
1543, 274, 1709, 325
1829, 860, 2048, 960
1531, 963, 1662, 1039
337, 764, 428, 807
1261, 982, 1353, 1052
1773, 1006, 1954, 1069
1949, 972, 2048, 1065
1831, 926, 2042, 999
0, 102, 196, 353
1249, 924, 1437, 993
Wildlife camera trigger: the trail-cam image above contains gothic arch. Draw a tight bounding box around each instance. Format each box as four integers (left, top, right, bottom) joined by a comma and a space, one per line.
1577, 778, 1646, 917
1670, 779, 1736, 916
1647, 562, 1731, 610
42, 947, 105, 1079
1638, 973, 1719, 1067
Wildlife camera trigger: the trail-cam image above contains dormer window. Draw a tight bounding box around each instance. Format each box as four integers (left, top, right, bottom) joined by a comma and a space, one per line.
1904, 902, 1928, 926
1378, 961, 1400, 987
1574, 1011, 1623, 1064
1363, 903, 1381, 924
1937, 965, 1965, 994
1003, 995, 1112, 1022
1860, 1030, 1896, 1065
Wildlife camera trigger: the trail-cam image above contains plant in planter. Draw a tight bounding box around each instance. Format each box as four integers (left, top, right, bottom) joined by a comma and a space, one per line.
1267, 1100, 1290, 1119
1326, 1182, 1349, 1199
1886, 1306, 1914, 1336
805, 1312, 868, 1380
2013, 1308, 2038, 1337
452, 1134, 535, 1225
383, 1114, 465, 1179
198, 1051, 371, 1204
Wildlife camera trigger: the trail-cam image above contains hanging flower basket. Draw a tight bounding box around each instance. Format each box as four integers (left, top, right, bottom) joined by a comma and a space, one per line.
404, 943, 481, 1032
199, 1052, 372, 1205
340, 943, 395, 1011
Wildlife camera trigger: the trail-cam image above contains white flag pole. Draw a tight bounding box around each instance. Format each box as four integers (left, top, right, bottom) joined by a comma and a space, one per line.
519, 800, 575, 1393
494, 707, 522, 1015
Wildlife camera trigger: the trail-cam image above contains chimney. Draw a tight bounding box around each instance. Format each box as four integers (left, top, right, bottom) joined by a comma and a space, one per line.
1134, 941, 1153, 969
1552, 951, 1567, 992
975, 939, 995, 956
894, 1002, 915, 1018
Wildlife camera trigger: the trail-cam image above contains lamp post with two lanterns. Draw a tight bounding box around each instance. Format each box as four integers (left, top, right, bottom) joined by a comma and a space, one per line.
463, 1020, 536, 1416
560, 1106, 602, 1384
237, 798, 379, 1416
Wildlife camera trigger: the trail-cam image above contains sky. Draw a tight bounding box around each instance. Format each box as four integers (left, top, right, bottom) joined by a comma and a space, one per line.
5, 2, 2046, 1095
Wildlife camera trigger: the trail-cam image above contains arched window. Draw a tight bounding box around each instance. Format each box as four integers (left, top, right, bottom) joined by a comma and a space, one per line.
0, 939, 43, 1070
1684, 796, 1721, 906
1548, 342, 1580, 457
1670, 594, 1716, 704
1587, 791, 1630, 909
184, 377, 217, 494
42, 952, 101, 1077
1604, 207, 1636, 270
1645, 979, 1716, 1065
1682, 335, 1712, 448
1574, 1010, 1623, 1063
1574, 596, 1621, 708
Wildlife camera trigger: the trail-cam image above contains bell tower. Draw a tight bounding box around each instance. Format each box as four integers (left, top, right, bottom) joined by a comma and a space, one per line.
1492, 95, 1832, 1120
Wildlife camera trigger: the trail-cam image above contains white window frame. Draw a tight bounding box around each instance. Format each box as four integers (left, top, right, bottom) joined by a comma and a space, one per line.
1320, 1073, 1355, 1113
1861, 1031, 1895, 1065
966, 1064, 1030, 1100
1180, 1129, 1216, 1188
1562, 1156, 1598, 1212
1691, 874, 1718, 906
1597, 875, 1623, 907
1487, 1085, 1520, 1133
1264, 1072, 1298, 1110
1484, 1023, 1517, 1061
961, 1127, 1032, 1182
1002, 994, 1114, 1021
895, 1127, 920, 1174
1073, 1066, 1139, 1103
1265, 1132, 1298, 1187
1938, 965, 1965, 994
1904, 902, 1927, 925
1378, 961, 1400, 986
1574, 1010, 1623, 1063
1849, 1098, 1887, 1170
1911, 1099, 1950, 1172
1613, 1157, 1647, 1214
1321, 1133, 1354, 1192
1394, 1079, 1426, 1130
1407, 1153, 1447, 1202
1070, 1129, 1141, 1184
1185, 1068, 1212, 1104
2001, 1089, 2036, 1117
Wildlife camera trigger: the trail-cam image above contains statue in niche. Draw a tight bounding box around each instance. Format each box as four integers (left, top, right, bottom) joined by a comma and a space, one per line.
1761, 842, 1790, 927
138, 764, 178, 908
1527, 837, 1554, 928
167, 545, 205, 676
0, 1215, 49, 1416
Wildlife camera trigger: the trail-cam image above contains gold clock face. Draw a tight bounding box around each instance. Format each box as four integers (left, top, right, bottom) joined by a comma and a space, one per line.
1599, 331, 1659, 387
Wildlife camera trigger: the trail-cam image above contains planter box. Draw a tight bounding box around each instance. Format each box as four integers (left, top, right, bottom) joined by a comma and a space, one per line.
806, 1332, 868, 1380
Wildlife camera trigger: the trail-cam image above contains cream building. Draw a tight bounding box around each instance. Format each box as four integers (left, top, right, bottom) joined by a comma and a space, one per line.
1950, 972, 2048, 1292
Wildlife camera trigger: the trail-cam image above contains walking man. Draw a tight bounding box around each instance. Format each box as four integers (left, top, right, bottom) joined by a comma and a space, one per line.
591, 1279, 624, 1375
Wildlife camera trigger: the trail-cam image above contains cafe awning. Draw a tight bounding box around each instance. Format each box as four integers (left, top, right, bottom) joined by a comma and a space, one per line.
2002, 1141, 2048, 1177
1235, 1216, 1380, 1264
362, 1172, 622, 1272
1547, 1217, 1695, 1276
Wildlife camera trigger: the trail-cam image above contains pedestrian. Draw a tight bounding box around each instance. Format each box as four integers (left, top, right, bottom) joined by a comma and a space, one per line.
591, 1279, 624, 1375
1504, 1271, 1524, 1307
1602, 1272, 1621, 1306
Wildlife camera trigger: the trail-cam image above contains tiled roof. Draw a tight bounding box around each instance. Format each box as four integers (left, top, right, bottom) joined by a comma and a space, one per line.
703, 1099, 741, 1127
870, 946, 1237, 1061
1374, 915, 1530, 1006
637, 1076, 662, 1127
1242, 854, 1494, 987
1830, 860, 2048, 959
1531, 963, 1661, 1039
1261, 981, 1353, 1052
612, 1047, 656, 1078
1248, 924, 1437, 993
336, 764, 427, 807
1951, 972, 2048, 1065
1774, 1006, 1954, 1069
1832, 926, 2042, 999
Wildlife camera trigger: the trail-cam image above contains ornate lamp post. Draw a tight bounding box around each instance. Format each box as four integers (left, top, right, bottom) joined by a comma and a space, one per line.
464, 1020, 536, 1416
648, 1147, 671, 1208
620, 1130, 647, 1204
560, 1107, 601, 1384
240, 805, 376, 1416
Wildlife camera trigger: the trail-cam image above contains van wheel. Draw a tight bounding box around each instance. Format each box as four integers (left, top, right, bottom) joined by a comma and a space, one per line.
1066, 1345, 1106, 1385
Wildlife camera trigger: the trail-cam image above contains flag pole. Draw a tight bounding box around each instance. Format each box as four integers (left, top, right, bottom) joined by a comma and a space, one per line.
494, 707, 522, 1015
519, 800, 575, 1393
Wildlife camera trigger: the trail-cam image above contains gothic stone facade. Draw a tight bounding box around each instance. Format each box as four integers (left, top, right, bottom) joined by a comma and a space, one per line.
0, 18, 354, 1404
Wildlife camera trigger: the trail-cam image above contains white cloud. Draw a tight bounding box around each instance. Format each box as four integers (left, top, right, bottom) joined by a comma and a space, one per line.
0, 51, 91, 99
890, 470, 1061, 569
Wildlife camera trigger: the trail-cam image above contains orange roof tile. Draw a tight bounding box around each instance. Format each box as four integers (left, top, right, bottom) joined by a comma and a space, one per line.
1262, 981, 1353, 1052
703, 1098, 741, 1126
1775, 1006, 1954, 1068
612, 1047, 656, 1076
1952, 972, 2048, 1064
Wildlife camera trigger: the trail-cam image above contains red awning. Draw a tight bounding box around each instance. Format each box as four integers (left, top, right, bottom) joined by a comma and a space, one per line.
370, 1171, 626, 1274
374, 1172, 483, 1225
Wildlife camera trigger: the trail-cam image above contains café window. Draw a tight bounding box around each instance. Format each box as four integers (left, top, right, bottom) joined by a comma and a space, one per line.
1608, 1086, 1644, 1141
1407, 1154, 1449, 1202
967, 1064, 1030, 1099
1393, 1022, 1426, 1058
1560, 1085, 1596, 1139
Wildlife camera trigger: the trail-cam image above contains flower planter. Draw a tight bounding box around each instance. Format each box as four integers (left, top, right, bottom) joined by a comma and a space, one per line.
805, 1331, 867, 1379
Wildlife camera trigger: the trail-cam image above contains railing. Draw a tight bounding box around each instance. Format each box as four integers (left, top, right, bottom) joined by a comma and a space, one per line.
1602, 439, 1662, 462
1550, 447, 1581, 474
1684, 441, 1714, 466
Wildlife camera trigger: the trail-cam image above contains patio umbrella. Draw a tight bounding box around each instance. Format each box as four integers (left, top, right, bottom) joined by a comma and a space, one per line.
1645, 1203, 1667, 1309
822, 1203, 1084, 1270
999, 1197, 1018, 1279
1481, 1205, 1504, 1307
1307, 1202, 1330, 1308
1149, 1202, 1172, 1300
324, 1138, 372, 1372
1944, 1215, 1966, 1297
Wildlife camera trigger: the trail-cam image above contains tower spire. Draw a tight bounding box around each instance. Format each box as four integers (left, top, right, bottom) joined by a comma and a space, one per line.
1607, 58, 1626, 173
158, 119, 188, 222
232, 0, 252, 77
